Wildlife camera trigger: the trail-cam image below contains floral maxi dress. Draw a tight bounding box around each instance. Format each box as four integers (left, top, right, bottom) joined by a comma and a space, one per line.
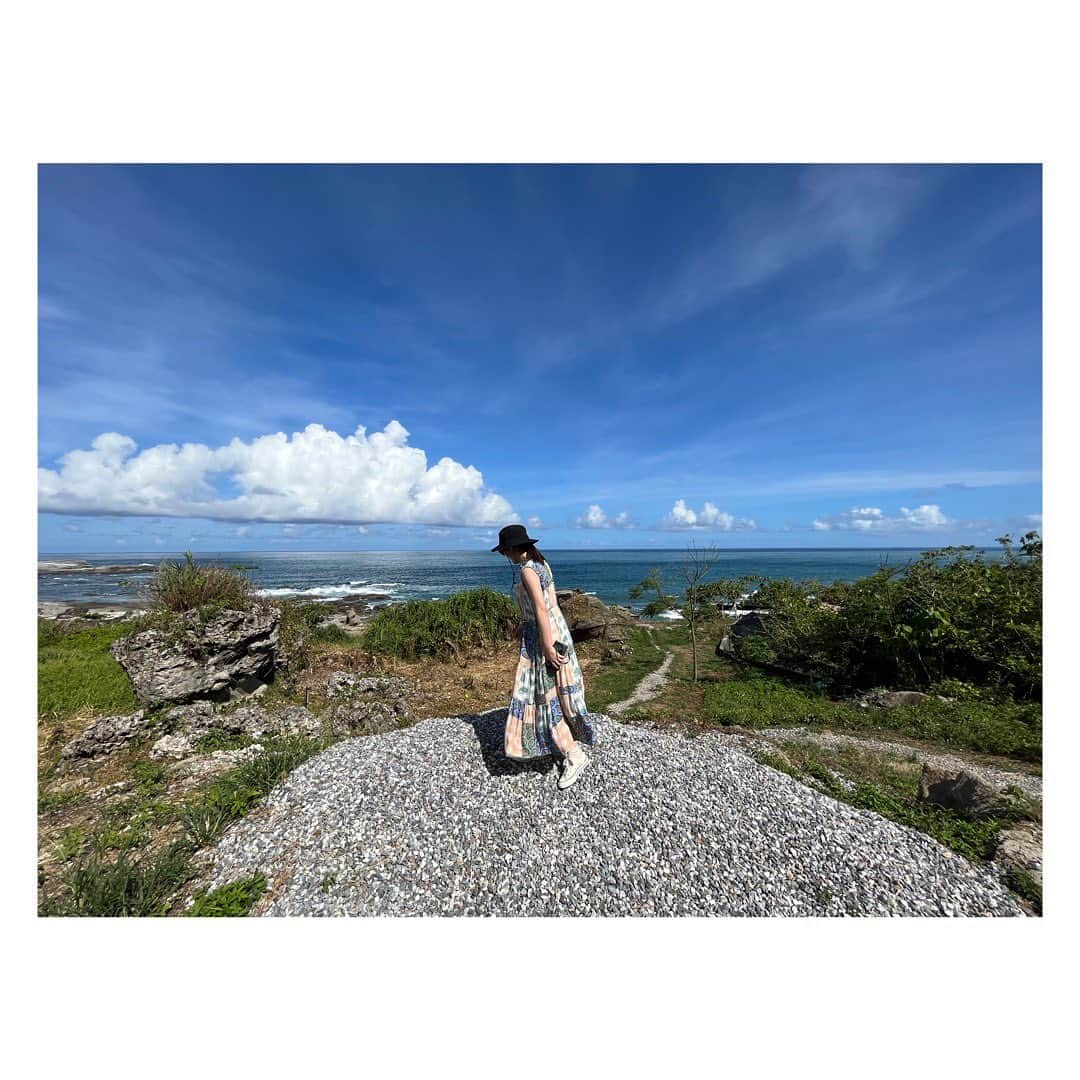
505, 558, 595, 760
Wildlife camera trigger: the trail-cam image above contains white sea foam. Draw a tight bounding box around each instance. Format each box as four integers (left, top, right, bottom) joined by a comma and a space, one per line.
653, 608, 685, 621
256, 582, 399, 602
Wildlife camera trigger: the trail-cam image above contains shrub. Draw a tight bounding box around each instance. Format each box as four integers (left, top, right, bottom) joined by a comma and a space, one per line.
735, 534, 1042, 700
361, 587, 517, 660
145, 551, 256, 614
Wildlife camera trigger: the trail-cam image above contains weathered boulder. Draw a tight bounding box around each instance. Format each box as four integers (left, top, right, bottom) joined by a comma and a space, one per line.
61, 711, 149, 761
173, 743, 267, 782
556, 590, 637, 643
324, 673, 412, 736
111, 605, 279, 706
917, 765, 1001, 818
163, 700, 215, 734
215, 704, 322, 739
993, 823, 1043, 885
150, 733, 197, 760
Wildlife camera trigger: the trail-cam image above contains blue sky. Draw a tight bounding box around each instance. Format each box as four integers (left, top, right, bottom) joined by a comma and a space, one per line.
38, 164, 1041, 553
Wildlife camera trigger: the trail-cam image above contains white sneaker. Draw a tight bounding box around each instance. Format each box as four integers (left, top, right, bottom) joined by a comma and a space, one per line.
558, 748, 591, 790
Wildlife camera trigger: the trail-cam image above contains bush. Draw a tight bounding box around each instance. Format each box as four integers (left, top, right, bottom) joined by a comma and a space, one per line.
361, 587, 517, 660
145, 551, 256, 614
736, 534, 1042, 700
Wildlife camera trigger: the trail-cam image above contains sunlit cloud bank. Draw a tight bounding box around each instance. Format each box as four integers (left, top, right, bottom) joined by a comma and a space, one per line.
38, 421, 515, 526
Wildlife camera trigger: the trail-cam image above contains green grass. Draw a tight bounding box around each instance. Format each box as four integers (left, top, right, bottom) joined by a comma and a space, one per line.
702, 670, 841, 728
145, 551, 256, 613
40, 840, 196, 917
181, 735, 324, 847
38, 619, 139, 718
361, 587, 517, 660
186, 875, 267, 916
42, 735, 326, 916
703, 666, 1041, 761
1003, 867, 1042, 913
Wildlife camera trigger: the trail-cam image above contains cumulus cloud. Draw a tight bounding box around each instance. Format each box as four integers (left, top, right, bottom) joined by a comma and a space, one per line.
575, 504, 634, 529
527, 515, 544, 529
812, 504, 952, 532
38, 422, 515, 526
661, 499, 756, 531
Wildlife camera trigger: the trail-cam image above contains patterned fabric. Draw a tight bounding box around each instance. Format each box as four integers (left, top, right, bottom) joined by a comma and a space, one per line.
505, 558, 595, 760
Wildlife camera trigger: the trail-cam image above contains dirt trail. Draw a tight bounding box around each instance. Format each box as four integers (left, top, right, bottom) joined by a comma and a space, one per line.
608, 650, 674, 715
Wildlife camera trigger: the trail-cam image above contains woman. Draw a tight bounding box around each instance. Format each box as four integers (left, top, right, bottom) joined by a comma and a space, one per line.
492, 523, 594, 789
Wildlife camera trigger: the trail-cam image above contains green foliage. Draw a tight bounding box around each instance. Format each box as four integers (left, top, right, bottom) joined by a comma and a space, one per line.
186, 875, 267, 917
735, 535, 1042, 700
629, 568, 679, 617
41, 841, 195, 917
145, 551, 256, 614
700, 576, 754, 615
360, 587, 517, 660
38, 619, 139, 717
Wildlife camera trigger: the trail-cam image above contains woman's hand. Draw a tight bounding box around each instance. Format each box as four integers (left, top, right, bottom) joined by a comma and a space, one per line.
544, 642, 568, 668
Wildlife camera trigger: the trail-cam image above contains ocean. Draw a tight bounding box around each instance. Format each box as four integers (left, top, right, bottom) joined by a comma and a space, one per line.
37, 547, 1006, 612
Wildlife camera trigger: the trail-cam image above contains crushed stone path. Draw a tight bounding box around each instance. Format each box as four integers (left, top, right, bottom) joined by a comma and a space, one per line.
749, 726, 1042, 799
608, 651, 674, 715
196, 710, 1025, 917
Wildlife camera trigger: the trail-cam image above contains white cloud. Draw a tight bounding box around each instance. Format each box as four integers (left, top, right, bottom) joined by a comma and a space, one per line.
38, 422, 515, 526
662, 499, 756, 531
1026, 513, 1042, 525
813, 504, 952, 533
576, 504, 610, 528
526, 515, 544, 529
574, 505, 634, 529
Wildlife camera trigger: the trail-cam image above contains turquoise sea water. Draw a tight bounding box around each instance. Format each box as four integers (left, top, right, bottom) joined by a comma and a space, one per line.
38, 548, 1006, 611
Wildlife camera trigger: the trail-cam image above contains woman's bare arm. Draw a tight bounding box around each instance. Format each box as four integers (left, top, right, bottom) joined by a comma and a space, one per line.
521, 566, 567, 667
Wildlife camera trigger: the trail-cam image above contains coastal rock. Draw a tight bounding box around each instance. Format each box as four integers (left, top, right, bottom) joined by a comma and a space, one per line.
556, 590, 637, 643
164, 701, 215, 734
993, 823, 1043, 885
174, 744, 267, 782
917, 765, 1001, 818
324, 673, 412, 735
61, 711, 149, 761
110, 605, 279, 706
151, 733, 197, 760
859, 689, 935, 708
217, 704, 322, 739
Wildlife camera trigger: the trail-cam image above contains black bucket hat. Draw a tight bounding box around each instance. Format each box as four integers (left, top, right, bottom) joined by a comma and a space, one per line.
491, 523, 539, 552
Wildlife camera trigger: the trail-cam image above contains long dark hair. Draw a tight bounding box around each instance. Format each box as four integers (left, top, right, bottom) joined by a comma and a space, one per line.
513, 542, 548, 565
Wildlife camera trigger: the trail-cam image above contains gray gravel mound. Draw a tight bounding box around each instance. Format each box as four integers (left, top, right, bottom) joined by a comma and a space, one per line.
197, 710, 1025, 916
